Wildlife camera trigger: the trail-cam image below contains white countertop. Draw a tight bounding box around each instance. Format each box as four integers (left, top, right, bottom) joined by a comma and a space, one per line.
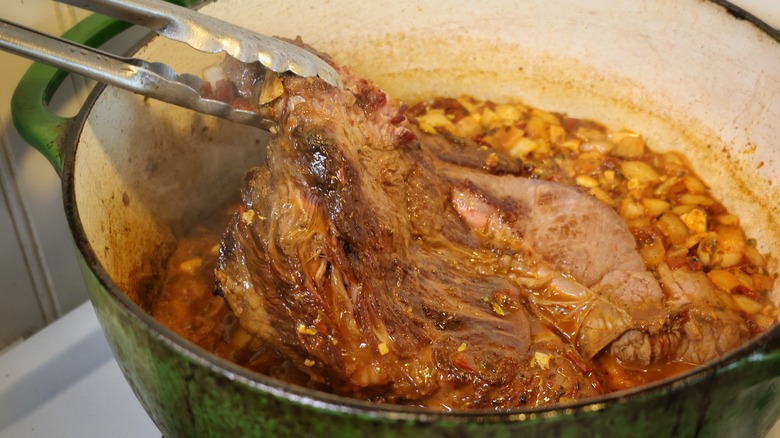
0, 303, 159, 437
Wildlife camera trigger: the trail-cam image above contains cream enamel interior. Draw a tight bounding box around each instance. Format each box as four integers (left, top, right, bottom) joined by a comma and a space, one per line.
73, 0, 780, 311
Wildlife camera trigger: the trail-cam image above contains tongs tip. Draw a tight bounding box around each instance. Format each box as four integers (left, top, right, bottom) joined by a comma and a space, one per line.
229, 34, 343, 89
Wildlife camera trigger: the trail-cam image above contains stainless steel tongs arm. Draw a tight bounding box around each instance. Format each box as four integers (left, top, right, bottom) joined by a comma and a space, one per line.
57, 0, 343, 88
0, 19, 275, 130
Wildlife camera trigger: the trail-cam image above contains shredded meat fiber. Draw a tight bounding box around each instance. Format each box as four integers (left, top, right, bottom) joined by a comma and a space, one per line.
214, 51, 750, 409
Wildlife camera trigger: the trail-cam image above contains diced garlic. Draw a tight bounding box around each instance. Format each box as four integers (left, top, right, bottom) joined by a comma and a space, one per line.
179, 258, 202, 273
494, 104, 523, 123
654, 175, 682, 197
531, 351, 552, 370
296, 324, 318, 336
682, 175, 707, 193
480, 107, 499, 129
455, 115, 482, 138
717, 252, 743, 269
671, 204, 695, 216
559, 139, 582, 152
575, 175, 600, 188
716, 214, 740, 225
242, 209, 256, 224
662, 151, 686, 169
549, 124, 566, 143
754, 314, 775, 331
734, 269, 756, 291
679, 194, 714, 207
716, 225, 746, 253
580, 140, 614, 154
707, 269, 741, 292
655, 212, 689, 245
576, 127, 605, 142
680, 209, 707, 234
620, 197, 646, 219
621, 161, 661, 185
588, 187, 615, 206
744, 245, 765, 266
683, 232, 716, 253
417, 109, 454, 134
526, 116, 551, 141
642, 198, 671, 217
457, 96, 480, 114
639, 239, 665, 266
531, 108, 559, 125
732, 294, 763, 314
508, 137, 539, 159
612, 134, 645, 158
258, 69, 284, 105
752, 273, 773, 293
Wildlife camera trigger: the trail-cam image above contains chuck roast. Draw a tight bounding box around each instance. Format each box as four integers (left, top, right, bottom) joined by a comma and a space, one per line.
214, 55, 749, 409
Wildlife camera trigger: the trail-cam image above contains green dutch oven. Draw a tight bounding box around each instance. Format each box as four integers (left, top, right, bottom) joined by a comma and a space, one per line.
11, 0, 780, 436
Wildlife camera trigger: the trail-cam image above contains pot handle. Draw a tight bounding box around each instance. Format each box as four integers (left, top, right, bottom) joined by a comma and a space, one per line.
10, 0, 199, 175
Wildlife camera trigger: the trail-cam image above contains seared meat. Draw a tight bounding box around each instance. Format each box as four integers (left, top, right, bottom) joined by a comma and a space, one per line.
214, 53, 749, 408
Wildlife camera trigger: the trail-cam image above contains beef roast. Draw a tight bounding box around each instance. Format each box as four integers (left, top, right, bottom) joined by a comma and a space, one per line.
214, 53, 749, 409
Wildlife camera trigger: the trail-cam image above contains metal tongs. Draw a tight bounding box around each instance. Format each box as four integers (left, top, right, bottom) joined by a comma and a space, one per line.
0, 0, 342, 129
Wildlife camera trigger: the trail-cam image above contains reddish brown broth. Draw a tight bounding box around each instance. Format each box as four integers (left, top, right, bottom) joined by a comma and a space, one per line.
152, 95, 777, 397
152, 224, 311, 386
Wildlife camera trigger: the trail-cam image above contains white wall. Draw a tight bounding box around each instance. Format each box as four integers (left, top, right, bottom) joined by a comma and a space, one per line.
0, 2, 91, 350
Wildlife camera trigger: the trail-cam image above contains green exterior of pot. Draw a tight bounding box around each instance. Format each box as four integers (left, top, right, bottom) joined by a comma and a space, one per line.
11, 2, 780, 436
71, 254, 780, 437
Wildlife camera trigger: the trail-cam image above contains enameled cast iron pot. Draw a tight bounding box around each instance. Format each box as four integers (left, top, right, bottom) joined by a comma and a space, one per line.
12, 0, 780, 436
